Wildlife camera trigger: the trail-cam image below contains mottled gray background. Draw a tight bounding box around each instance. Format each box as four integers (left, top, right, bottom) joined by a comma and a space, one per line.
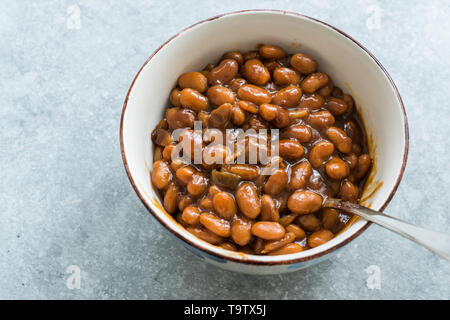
1, 0, 449, 300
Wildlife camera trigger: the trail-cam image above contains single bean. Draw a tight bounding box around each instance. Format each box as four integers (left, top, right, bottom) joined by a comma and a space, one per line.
182, 206, 201, 225
200, 70, 209, 78
208, 59, 239, 85
308, 229, 334, 248
268, 243, 304, 255
239, 246, 254, 254
243, 59, 271, 86
236, 182, 261, 219
343, 153, 359, 169
321, 208, 339, 230
229, 164, 259, 180
155, 118, 168, 129
289, 161, 313, 190
339, 180, 359, 203
281, 124, 312, 143
309, 140, 335, 168
169, 88, 182, 107
178, 194, 195, 212
222, 51, 244, 66
220, 242, 238, 251
327, 126, 353, 153
308, 174, 325, 190
318, 77, 334, 97
307, 110, 335, 130
187, 226, 223, 244
152, 160, 172, 190
260, 195, 280, 222
264, 169, 288, 195
163, 183, 179, 214
237, 100, 258, 114
259, 103, 278, 121
231, 105, 246, 126
332, 86, 343, 98
288, 108, 310, 120
152, 128, 172, 147
262, 232, 296, 253
325, 156, 350, 180
324, 97, 348, 116
231, 216, 252, 246
203, 63, 214, 71
200, 212, 231, 237
162, 144, 176, 162
259, 44, 286, 60
179, 88, 209, 112
229, 78, 247, 92
166, 107, 195, 129
178, 71, 208, 93
237, 84, 272, 105
271, 85, 302, 108
300, 72, 329, 93
209, 185, 223, 196
187, 174, 208, 196
207, 85, 236, 106
279, 213, 298, 226
175, 166, 195, 185
290, 53, 318, 74
272, 107, 291, 128
251, 221, 285, 240
328, 179, 341, 197
208, 103, 232, 129
273, 67, 300, 86
252, 237, 265, 254
352, 143, 362, 155
344, 120, 363, 145
296, 213, 321, 232
176, 212, 189, 228
279, 139, 304, 160
287, 190, 323, 214
199, 197, 213, 210
285, 224, 306, 240
355, 154, 371, 179
298, 93, 325, 110
213, 192, 237, 220
264, 60, 282, 74
201, 149, 225, 172
247, 116, 268, 130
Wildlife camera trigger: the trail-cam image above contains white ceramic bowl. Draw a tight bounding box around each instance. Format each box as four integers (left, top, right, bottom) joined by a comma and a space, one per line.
120, 10, 409, 274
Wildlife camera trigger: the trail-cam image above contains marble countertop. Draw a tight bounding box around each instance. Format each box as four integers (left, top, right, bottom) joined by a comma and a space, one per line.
1, 0, 449, 299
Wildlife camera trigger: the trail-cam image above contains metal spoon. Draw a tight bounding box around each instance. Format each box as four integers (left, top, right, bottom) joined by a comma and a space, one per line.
324, 199, 450, 261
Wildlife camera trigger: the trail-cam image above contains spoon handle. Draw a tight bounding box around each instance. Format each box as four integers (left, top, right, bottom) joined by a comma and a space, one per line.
324, 199, 450, 261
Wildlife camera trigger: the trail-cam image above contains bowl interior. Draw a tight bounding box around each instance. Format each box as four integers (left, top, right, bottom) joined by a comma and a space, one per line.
121, 11, 407, 263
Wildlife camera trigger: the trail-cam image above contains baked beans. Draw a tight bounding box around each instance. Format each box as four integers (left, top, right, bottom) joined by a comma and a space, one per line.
151, 44, 372, 254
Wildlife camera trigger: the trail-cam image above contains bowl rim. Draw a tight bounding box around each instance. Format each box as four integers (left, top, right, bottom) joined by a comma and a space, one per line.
120, 9, 409, 266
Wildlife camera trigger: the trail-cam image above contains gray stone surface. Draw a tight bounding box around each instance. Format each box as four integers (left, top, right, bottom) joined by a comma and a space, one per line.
0, 0, 449, 300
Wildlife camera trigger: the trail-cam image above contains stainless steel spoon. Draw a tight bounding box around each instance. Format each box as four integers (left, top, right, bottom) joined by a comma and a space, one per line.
324, 199, 450, 261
